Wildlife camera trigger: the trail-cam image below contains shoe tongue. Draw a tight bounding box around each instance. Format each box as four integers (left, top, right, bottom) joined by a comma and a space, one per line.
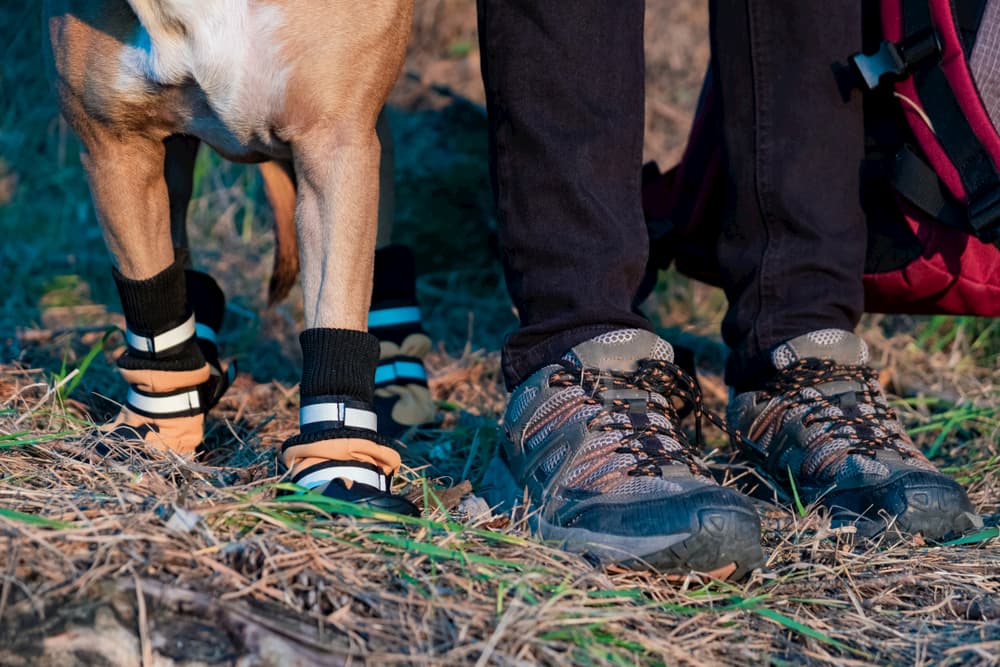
563, 329, 673, 372
770, 329, 869, 370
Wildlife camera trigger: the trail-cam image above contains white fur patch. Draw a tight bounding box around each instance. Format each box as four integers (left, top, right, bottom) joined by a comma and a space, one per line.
116, 0, 290, 154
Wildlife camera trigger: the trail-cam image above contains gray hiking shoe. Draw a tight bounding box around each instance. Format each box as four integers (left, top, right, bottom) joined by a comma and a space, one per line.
483, 329, 764, 577
729, 329, 982, 540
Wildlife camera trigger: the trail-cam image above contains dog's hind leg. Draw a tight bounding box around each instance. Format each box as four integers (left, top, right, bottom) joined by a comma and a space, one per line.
163, 135, 235, 414
165, 134, 200, 263
75, 127, 213, 456
368, 109, 437, 438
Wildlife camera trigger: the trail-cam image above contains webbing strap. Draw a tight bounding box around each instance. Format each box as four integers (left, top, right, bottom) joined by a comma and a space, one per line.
889, 145, 974, 232
375, 357, 428, 387
300, 399, 378, 433
125, 313, 196, 356
902, 0, 1000, 242
195, 323, 218, 345
955, 0, 989, 52
126, 385, 203, 419
368, 306, 421, 330
294, 461, 389, 492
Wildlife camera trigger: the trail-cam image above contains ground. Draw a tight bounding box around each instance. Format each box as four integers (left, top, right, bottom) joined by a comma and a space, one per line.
1, 1, 999, 665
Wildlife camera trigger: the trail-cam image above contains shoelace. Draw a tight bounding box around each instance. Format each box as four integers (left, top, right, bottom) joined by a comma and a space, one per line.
759, 358, 919, 467
548, 358, 724, 477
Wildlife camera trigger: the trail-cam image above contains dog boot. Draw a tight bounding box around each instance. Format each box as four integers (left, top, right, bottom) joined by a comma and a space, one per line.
368, 245, 437, 439
185, 268, 236, 409
90, 258, 220, 457
281, 328, 419, 516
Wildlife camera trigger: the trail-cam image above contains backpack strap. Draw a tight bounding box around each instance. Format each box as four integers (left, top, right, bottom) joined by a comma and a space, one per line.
850, 0, 1000, 243
955, 0, 989, 53
905, 0, 1000, 243
888, 144, 975, 233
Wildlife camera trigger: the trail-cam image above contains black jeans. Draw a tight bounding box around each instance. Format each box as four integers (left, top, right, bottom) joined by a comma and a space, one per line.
478, 0, 867, 391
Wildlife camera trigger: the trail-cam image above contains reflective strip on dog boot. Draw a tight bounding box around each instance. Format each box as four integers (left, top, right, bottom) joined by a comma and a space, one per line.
374, 356, 428, 387
125, 313, 197, 356
101, 365, 213, 455
299, 396, 379, 433
294, 460, 390, 492
367, 306, 422, 330
126, 385, 203, 418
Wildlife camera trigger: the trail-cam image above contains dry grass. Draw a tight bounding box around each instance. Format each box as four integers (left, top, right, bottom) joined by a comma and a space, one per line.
2, 0, 999, 664
0, 335, 998, 666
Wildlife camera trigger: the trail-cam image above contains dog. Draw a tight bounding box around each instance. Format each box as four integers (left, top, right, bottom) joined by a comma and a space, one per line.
44, 0, 424, 514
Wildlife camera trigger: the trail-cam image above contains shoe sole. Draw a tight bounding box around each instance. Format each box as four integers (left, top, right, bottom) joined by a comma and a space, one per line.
481, 455, 765, 579
823, 472, 983, 541
736, 452, 983, 542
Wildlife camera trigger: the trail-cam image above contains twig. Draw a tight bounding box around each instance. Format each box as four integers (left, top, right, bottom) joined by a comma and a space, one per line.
12, 369, 78, 427
133, 573, 153, 667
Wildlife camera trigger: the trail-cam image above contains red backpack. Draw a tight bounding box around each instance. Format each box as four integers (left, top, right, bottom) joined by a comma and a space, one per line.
642, 0, 1000, 316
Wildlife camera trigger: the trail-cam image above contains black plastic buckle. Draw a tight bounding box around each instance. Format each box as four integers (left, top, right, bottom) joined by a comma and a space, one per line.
967, 187, 1000, 244
849, 29, 940, 91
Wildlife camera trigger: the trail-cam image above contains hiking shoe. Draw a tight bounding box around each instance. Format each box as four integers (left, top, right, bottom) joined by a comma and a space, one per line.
729, 329, 982, 540
483, 329, 764, 577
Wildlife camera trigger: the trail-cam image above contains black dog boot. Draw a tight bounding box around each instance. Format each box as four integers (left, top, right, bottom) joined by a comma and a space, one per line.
185, 268, 236, 408
94, 258, 219, 455
368, 245, 437, 439
281, 328, 419, 516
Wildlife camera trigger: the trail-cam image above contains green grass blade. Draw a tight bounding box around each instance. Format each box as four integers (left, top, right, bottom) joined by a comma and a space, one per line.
0, 506, 73, 529
752, 607, 866, 657
366, 531, 528, 570
787, 466, 806, 517
941, 527, 999, 546
0, 431, 79, 449
61, 327, 118, 399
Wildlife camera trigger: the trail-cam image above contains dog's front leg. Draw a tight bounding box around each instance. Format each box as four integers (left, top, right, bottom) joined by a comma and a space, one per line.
279, 126, 417, 514
77, 128, 211, 456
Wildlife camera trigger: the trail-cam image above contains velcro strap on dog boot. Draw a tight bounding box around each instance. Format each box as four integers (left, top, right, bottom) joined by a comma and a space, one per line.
368, 250, 437, 438
368, 246, 438, 438
95, 260, 216, 457
373, 339, 437, 439
102, 365, 212, 455
281, 395, 419, 516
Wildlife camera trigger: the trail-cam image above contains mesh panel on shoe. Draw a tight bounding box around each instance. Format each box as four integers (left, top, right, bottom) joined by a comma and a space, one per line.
524, 386, 590, 449
592, 330, 640, 346
771, 329, 870, 369
651, 338, 673, 361
540, 443, 570, 475
807, 329, 846, 346
507, 385, 539, 425
772, 345, 796, 370
505, 328, 714, 504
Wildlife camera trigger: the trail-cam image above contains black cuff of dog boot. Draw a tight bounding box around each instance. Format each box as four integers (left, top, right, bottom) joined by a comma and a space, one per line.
113, 258, 206, 370
372, 244, 418, 306
185, 268, 226, 368
300, 328, 380, 401
370, 245, 425, 345
173, 246, 192, 269
113, 257, 189, 336
185, 269, 226, 333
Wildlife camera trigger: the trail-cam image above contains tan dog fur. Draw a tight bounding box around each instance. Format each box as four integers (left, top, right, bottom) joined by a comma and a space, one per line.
45, 0, 413, 334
